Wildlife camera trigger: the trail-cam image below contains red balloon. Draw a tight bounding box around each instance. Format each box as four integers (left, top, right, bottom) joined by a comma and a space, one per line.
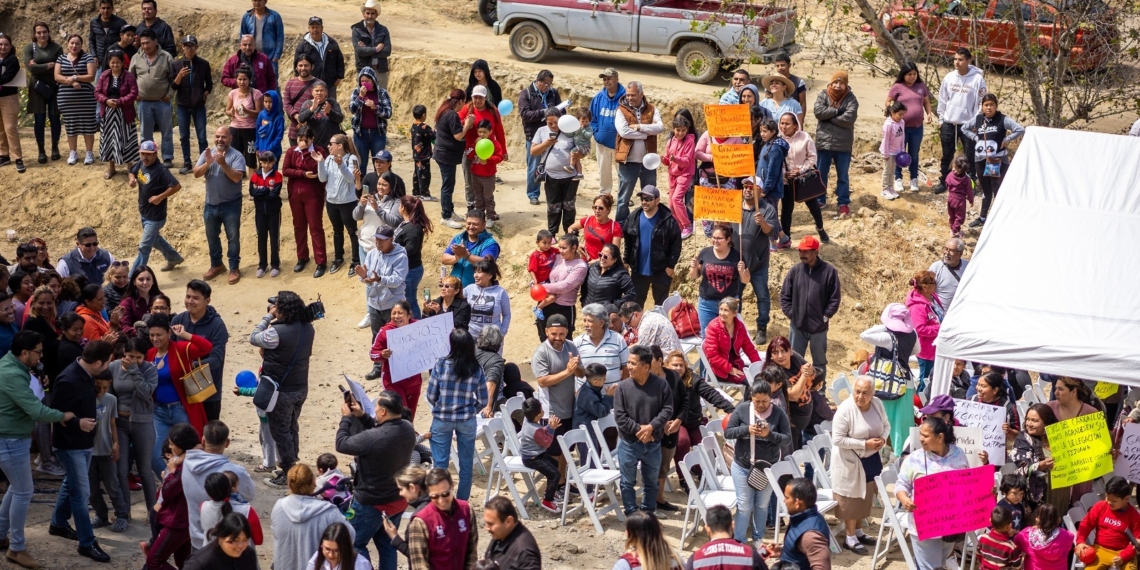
721, 414, 731, 432
1079, 547, 1098, 566
530, 284, 548, 302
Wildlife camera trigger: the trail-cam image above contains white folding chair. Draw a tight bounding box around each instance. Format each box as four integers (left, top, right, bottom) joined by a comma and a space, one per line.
482, 417, 541, 519
828, 373, 852, 404
872, 469, 916, 570
745, 360, 767, 383
809, 433, 833, 471
678, 450, 736, 545
590, 413, 620, 471
814, 421, 833, 436
1093, 476, 1108, 498
658, 291, 682, 317
699, 435, 733, 490
1065, 506, 1091, 570
792, 448, 833, 496
1033, 381, 1048, 403
764, 458, 839, 551
1080, 492, 1100, 512
556, 428, 625, 534
501, 396, 525, 431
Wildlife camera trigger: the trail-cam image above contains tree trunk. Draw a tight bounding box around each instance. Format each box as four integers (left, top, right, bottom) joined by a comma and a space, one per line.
851, 0, 910, 67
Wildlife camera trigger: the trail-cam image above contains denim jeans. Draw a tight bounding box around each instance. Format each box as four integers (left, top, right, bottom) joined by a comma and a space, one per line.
917, 358, 934, 398
731, 462, 771, 543
788, 321, 829, 380
52, 448, 95, 548
152, 401, 189, 476
896, 126, 923, 181
203, 198, 243, 270
750, 265, 771, 332
525, 139, 540, 201
697, 296, 719, 332
0, 438, 33, 551
616, 162, 658, 224
617, 439, 661, 514
354, 128, 387, 177
404, 265, 425, 319
430, 416, 477, 500
816, 149, 852, 207
138, 100, 174, 161
436, 160, 458, 220
349, 498, 402, 570
176, 105, 208, 165
134, 216, 183, 272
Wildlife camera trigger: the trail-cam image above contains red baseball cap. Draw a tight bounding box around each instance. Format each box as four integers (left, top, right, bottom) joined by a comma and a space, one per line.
796, 236, 821, 251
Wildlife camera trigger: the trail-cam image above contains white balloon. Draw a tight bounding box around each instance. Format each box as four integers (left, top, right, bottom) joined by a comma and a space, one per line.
557, 115, 581, 134
642, 153, 662, 170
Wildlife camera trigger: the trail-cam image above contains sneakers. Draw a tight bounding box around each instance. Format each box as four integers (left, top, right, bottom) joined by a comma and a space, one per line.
270, 268, 280, 278
129, 473, 142, 491
0, 156, 11, 167
442, 217, 463, 229
776, 237, 791, 250
357, 314, 372, 329
532, 307, 545, 320
161, 258, 183, 272
420, 195, 438, 202
835, 205, 850, 219
14, 160, 24, 173
680, 228, 693, 240
968, 217, 986, 228
111, 518, 128, 533
67, 151, 78, 165
656, 500, 680, 512
256, 268, 266, 278
485, 219, 494, 229
553, 488, 565, 504
539, 500, 560, 514
910, 179, 920, 192
881, 189, 900, 201
329, 260, 344, 274
265, 473, 288, 486
35, 460, 65, 477
179, 163, 192, 175
162, 159, 173, 168
529, 198, 540, 206
893, 179, 903, 193
932, 182, 948, 195
84, 152, 95, 165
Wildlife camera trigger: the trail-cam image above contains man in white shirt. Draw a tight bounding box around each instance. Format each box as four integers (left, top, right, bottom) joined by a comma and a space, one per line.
574, 303, 629, 392
934, 48, 986, 194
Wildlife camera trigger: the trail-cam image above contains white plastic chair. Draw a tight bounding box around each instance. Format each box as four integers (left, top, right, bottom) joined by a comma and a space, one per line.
557, 428, 625, 534
699, 434, 733, 490
828, 373, 853, 404
658, 292, 682, 317
814, 421, 833, 436
678, 450, 736, 546
1079, 492, 1100, 512
745, 360, 767, 383
482, 417, 541, 519
590, 413, 620, 471
792, 447, 833, 495
764, 458, 839, 551
871, 468, 916, 570
698, 343, 743, 398
809, 433, 832, 471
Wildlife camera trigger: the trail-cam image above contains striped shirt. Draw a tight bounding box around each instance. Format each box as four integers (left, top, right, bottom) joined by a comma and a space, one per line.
978, 529, 1024, 570
574, 329, 628, 390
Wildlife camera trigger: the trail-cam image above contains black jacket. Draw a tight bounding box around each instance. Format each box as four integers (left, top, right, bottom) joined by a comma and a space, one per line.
779, 259, 841, 334
0, 53, 18, 98
350, 20, 392, 73
518, 82, 562, 139
335, 416, 416, 505
260, 321, 314, 391
580, 263, 636, 307
88, 14, 128, 67
136, 17, 177, 58
182, 540, 259, 570
484, 523, 542, 570
683, 376, 736, 428
294, 34, 345, 91
171, 56, 213, 109
52, 361, 97, 450
623, 205, 683, 276
426, 296, 471, 331
172, 306, 228, 402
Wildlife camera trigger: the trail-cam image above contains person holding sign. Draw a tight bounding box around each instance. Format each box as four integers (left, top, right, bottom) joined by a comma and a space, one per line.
1011, 403, 1073, 514
1076, 477, 1140, 570
896, 416, 989, 570
972, 371, 1020, 445
369, 300, 423, 418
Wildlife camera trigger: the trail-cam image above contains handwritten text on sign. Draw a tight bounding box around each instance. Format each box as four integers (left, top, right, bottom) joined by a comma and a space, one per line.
703, 104, 751, 138
1046, 411, 1113, 488
694, 186, 742, 224
954, 427, 988, 468
913, 465, 996, 540
1113, 422, 1140, 482
387, 312, 455, 381
954, 399, 1007, 465
711, 144, 755, 177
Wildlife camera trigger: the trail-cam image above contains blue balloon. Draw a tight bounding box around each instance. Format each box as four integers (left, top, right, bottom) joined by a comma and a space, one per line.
235, 370, 258, 388
498, 100, 514, 117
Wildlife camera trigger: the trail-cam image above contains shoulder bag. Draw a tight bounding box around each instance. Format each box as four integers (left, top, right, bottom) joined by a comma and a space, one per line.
792, 168, 826, 203
534, 131, 561, 183
669, 300, 700, 340
173, 341, 217, 404
747, 405, 777, 491
868, 333, 909, 400
253, 326, 308, 413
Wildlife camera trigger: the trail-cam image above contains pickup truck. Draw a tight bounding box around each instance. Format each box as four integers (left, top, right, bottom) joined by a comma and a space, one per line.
493, 0, 798, 84
876, 0, 1116, 71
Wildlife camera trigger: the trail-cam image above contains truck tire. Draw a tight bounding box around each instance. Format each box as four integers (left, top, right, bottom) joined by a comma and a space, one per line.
510, 22, 551, 63
478, 0, 497, 26
675, 42, 720, 84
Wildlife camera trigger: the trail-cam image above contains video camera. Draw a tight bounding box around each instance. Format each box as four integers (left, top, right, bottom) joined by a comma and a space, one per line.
267, 294, 326, 322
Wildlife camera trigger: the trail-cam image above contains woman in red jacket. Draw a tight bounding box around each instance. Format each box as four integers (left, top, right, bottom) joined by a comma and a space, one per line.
145, 313, 211, 475
701, 298, 760, 385
283, 124, 329, 278
369, 300, 423, 419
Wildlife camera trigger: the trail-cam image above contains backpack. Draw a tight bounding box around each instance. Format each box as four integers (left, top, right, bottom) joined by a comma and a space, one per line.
670, 300, 700, 339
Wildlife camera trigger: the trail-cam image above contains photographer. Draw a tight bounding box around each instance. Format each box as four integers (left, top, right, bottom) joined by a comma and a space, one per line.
250, 291, 315, 486
336, 390, 416, 569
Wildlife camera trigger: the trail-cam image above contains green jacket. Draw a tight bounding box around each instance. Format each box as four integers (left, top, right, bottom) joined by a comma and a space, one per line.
0, 353, 64, 439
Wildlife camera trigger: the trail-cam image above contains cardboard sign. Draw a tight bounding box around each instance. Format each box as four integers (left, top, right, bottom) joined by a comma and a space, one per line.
1095, 381, 1119, 400
711, 143, 755, 177
1113, 422, 1140, 482
954, 399, 1007, 465
913, 465, 996, 540
704, 104, 751, 138
1046, 411, 1114, 488
954, 426, 987, 467
694, 186, 742, 223
386, 312, 455, 381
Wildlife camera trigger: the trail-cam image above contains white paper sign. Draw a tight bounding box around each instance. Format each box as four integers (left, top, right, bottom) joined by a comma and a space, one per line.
955, 426, 987, 467
954, 399, 1007, 465
387, 312, 455, 381
342, 374, 375, 418
1114, 422, 1140, 482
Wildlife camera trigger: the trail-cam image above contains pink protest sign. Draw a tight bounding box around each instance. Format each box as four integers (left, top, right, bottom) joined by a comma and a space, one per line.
913, 465, 996, 540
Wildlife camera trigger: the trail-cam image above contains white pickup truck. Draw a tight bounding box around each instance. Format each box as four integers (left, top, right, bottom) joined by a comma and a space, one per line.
493, 0, 798, 83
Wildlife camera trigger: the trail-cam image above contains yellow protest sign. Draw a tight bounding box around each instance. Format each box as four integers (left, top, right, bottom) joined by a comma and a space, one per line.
694, 186, 742, 223
1095, 381, 1118, 400
704, 104, 751, 138
711, 144, 755, 177
1046, 411, 1114, 488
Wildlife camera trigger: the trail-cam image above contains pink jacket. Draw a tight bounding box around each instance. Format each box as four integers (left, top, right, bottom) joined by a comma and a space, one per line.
695, 131, 744, 163
906, 288, 944, 360
880, 117, 905, 156
781, 130, 817, 173
1012, 527, 1073, 570
541, 256, 588, 307
702, 315, 761, 383
662, 133, 695, 180
95, 70, 139, 124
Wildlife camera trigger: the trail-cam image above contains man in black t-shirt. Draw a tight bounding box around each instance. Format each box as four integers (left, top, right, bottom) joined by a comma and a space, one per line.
128, 140, 184, 273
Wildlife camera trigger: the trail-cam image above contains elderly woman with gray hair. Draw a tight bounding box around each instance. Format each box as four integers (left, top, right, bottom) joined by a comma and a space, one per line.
476, 325, 534, 418
830, 375, 890, 554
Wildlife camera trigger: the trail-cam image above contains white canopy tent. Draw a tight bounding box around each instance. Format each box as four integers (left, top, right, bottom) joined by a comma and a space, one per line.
931, 126, 1140, 396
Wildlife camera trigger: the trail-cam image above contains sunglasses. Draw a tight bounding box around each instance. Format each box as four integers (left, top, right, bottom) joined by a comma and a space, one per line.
81, 241, 99, 248
110, 260, 129, 267
599, 254, 612, 260
592, 206, 606, 211
429, 490, 452, 500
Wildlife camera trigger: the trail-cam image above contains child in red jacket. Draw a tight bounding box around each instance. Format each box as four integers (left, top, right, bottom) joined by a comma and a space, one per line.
466, 119, 503, 221
1077, 477, 1140, 570
249, 151, 284, 277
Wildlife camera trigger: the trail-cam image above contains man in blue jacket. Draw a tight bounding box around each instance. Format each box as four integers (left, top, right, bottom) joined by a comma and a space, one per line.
240, 0, 285, 80
589, 67, 625, 198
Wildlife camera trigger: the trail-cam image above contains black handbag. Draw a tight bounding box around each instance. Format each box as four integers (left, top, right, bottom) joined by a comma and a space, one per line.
792, 168, 826, 203
859, 452, 883, 482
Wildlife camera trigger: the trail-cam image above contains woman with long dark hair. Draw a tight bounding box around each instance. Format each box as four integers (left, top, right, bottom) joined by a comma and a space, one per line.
94, 49, 139, 179
54, 34, 98, 166
395, 195, 432, 319
779, 112, 827, 242
183, 513, 258, 570
464, 59, 502, 105
689, 224, 749, 330
972, 371, 1020, 447
308, 522, 369, 570
1012, 403, 1068, 513
23, 22, 63, 165
76, 283, 121, 344
885, 62, 933, 192
118, 265, 162, 337
426, 328, 488, 501
764, 335, 815, 450
612, 511, 682, 570
433, 89, 468, 227
318, 133, 362, 275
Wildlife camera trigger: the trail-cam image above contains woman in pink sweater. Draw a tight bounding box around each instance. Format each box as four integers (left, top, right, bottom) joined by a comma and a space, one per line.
1013, 504, 1073, 570
778, 112, 827, 243
661, 115, 696, 239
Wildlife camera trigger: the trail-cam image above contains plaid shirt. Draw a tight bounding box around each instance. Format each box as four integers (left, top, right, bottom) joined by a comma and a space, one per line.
427, 358, 488, 423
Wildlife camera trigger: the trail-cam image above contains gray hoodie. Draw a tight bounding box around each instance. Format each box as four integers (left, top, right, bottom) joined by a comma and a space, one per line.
271, 494, 354, 570
108, 360, 157, 423
362, 243, 408, 312
182, 449, 257, 549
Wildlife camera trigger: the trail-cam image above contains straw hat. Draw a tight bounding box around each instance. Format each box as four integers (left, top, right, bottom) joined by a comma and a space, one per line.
363, 0, 380, 9
761, 74, 796, 94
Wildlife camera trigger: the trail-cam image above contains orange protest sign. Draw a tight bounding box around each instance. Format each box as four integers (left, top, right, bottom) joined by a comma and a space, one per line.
694, 186, 742, 223
703, 104, 751, 138
711, 144, 755, 177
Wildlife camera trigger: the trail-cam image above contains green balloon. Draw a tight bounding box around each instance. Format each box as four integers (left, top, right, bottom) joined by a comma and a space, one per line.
475, 139, 494, 161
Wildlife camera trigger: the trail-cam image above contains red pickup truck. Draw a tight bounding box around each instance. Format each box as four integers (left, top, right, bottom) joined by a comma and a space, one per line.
876, 0, 1116, 71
